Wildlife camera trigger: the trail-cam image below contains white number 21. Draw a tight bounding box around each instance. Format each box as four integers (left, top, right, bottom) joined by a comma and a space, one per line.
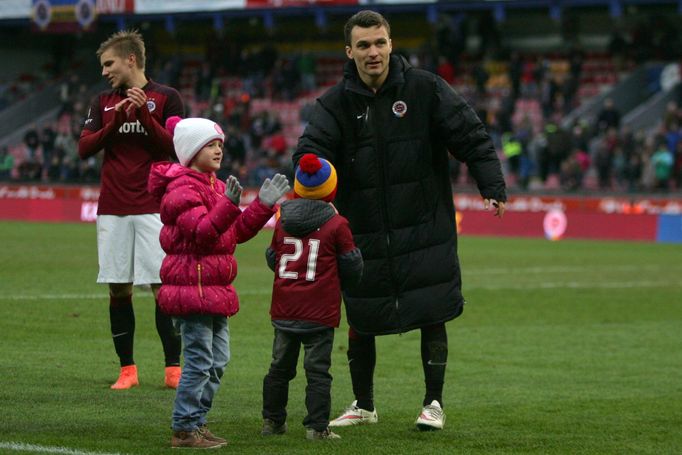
278, 237, 320, 281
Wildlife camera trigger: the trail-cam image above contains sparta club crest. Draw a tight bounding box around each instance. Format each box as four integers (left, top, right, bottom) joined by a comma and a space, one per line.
146, 100, 157, 113
392, 100, 407, 118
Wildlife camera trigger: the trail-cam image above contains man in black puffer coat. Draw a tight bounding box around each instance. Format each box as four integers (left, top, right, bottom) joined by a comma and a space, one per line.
294, 10, 507, 431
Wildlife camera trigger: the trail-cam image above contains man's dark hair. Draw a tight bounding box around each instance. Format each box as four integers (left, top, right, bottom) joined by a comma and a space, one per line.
344, 10, 391, 47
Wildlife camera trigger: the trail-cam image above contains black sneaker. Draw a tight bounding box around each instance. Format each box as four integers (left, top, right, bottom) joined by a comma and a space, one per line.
305, 427, 341, 440
261, 418, 287, 436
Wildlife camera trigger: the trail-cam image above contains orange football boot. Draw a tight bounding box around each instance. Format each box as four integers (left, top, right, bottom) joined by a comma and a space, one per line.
165, 366, 181, 389
110, 365, 139, 390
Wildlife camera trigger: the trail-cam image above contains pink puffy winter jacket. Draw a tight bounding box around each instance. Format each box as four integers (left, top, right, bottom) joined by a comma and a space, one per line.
148, 162, 275, 317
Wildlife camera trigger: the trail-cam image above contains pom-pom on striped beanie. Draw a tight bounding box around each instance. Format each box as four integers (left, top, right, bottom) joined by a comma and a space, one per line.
294, 153, 338, 202
165, 116, 224, 167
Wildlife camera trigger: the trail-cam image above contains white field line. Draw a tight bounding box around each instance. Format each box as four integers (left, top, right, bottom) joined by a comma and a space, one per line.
0, 441, 124, 455
472, 264, 665, 274
465, 280, 681, 290
1, 279, 679, 301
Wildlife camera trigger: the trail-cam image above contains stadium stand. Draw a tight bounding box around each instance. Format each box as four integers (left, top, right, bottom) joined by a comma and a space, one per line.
0, 3, 681, 194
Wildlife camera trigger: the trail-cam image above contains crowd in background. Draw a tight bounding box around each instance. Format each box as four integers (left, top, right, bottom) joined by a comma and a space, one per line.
1, 11, 682, 194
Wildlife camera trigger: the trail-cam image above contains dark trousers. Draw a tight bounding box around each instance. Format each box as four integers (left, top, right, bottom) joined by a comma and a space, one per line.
348, 323, 448, 409
262, 327, 334, 432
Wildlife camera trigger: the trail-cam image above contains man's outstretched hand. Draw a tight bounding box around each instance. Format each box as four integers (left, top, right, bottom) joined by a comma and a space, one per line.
484, 198, 506, 218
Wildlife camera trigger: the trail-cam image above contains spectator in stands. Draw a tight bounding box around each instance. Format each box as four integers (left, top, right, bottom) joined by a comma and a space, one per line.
563, 147, 591, 191
562, 71, 580, 114
218, 124, 246, 181
508, 51, 523, 99
436, 56, 455, 85
662, 101, 682, 131
0, 77, 9, 110
23, 126, 40, 158
570, 122, 590, 153
195, 61, 213, 102
472, 60, 489, 96
608, 27, 628, 71
40, 125, 56, 181
651, 139, 674, 191
295, 10, 506, 432
675, 141, 682, 189
596, 97, 621, 135
296, 52, 317, 94
78, 29, 184, 390
248, 150, 278, 186
250, 110, 282, 149
612, 146, 627, 190
501, 131, 523, 183
18, 125, 42, 180
54, 126, 79, 182
0, 146, 13, 180
594, 127, 619, 189
539, 116, 571, 184
663, 120, 681, 157
623, 147, 643, 193
272, 58, 300, 101
264, 130, 288, 157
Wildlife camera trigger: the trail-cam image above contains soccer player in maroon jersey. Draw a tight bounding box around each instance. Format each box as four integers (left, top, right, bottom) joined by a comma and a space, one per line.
261, 154, 363, 441
78, 30, 185, 390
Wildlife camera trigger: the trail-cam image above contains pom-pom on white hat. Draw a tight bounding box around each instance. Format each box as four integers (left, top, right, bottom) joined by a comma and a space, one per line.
166, 116, 224, 167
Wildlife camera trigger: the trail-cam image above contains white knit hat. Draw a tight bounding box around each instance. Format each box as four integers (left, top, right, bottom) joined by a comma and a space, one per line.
166, 116, 225, 167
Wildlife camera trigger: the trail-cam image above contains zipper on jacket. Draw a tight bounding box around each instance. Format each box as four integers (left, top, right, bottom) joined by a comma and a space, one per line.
197, 263, 204, 298
371, 97, 402, 331
209, 175, 215, 192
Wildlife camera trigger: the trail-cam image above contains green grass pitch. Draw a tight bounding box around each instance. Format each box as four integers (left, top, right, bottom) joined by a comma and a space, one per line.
0, 220, 680, 454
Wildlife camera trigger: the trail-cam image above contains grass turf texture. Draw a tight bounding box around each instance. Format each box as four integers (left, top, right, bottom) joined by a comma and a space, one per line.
0, 220, 680, 454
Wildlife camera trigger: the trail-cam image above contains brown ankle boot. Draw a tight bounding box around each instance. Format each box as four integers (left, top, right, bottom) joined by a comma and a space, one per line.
171, 429, 223, 449
198, 425, 227, 445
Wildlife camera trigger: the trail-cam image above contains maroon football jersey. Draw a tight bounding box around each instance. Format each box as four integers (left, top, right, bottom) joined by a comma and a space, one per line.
269, 213, 357, 328
79, 80, 184, 215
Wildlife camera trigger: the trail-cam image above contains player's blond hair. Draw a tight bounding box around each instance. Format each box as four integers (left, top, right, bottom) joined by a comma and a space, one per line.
96, 29, 146, 70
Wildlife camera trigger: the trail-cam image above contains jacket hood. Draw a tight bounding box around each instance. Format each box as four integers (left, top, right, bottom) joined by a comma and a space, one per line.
147, 161, 212, 202
280, 199, 336, 237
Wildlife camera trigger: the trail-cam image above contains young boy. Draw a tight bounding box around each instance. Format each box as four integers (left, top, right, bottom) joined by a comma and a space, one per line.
148, 116, 290, 449
261, 153, 363, 441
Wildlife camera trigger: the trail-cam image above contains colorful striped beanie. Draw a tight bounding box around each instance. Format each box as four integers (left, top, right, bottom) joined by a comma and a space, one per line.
294, 154, 338, 202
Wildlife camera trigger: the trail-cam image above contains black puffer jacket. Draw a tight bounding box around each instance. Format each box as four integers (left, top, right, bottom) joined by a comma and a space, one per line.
295, 55, 506, 335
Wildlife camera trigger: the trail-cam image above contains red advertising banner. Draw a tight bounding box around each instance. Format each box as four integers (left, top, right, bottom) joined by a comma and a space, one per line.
96, 0, 134, 14
453, 194, 682, 215
246, 0, 357, 7
456, 210, 659, 241
1, 184, 680, 242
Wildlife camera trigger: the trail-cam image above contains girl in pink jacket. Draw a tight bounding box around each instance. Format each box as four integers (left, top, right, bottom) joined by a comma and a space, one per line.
148, 116, 290, 449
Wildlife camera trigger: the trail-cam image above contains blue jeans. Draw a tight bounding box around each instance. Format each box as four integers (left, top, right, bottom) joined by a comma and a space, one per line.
172, 314, 230, 432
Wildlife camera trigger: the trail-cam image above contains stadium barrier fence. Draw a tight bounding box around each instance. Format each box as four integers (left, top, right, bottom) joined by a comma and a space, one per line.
1, 183, 681, 243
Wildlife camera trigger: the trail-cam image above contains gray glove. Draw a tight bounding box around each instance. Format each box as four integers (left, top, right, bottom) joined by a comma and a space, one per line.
258, 174, 290, 207
224, 175, 242, 206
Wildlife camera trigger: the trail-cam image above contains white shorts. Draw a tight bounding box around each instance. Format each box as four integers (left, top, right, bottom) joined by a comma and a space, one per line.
96, 214, 165, 285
